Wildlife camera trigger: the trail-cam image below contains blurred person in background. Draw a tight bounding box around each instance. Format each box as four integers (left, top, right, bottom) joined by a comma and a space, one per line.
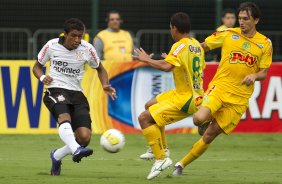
93, 10, 134, 62
216, 8, 236, 31
212, 8, 236, 61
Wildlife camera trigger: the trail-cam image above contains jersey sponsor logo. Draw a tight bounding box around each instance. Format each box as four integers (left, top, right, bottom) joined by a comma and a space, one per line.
51, 60, 81, 76
38, 45, 49, 63
229, 51, 258, 67
242, 42, 251, 50
231, 34, 240, 40
172, 43, 185, 57
189, 45, 201, 54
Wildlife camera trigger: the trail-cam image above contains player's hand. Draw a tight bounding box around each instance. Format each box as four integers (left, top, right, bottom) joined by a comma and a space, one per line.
42, 75, 53, 85
161, 53, 167, 58
133, 48, 152, 63
103, 84, 117, 100
241, 74, 257, 86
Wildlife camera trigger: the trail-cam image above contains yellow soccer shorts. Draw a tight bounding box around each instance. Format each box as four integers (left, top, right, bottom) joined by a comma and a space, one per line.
148, 90, 194, 127
201, 85, 248, 134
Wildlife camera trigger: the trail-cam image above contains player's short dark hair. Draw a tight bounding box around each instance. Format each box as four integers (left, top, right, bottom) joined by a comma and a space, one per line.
222, 8, 236, 17
170, 12, 191, 34
63, 18, 85, 33
106, 10, 121, 22
238, 2, 261, 19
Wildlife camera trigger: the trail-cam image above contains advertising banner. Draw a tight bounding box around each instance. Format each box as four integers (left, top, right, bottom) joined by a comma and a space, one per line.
0, 60, 281, 134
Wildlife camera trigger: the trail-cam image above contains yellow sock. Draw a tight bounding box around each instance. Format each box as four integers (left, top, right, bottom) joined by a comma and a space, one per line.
180, 138, 209, 167
160, 126, 168, 149
142, 124, 166, 160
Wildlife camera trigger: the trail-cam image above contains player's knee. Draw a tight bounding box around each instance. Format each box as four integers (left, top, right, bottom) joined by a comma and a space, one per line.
193, 113, 205, 126
138, 111, 153, 129
138, 111, 148, 124
76, 131, 91, 146
144, 102, 151, 110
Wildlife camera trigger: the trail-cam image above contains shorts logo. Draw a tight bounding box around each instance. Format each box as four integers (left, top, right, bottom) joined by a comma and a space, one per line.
195, 96, 203, 107
231, 34, 240, 40
161, 113, 174, 123
229, 51, 258, 67
57, 95, 65, 102
242, 42, 251, 50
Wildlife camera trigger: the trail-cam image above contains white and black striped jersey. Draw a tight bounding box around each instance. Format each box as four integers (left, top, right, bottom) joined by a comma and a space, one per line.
37, 37, 100, 91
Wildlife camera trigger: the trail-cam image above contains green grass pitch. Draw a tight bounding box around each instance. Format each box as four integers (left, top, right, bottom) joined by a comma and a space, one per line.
0, 134, 281, 184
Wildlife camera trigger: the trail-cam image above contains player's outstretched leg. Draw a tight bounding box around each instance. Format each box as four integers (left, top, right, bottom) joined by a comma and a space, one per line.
139, 110, 172, 180
173, 120, 223, 176
57, 113, 93, 163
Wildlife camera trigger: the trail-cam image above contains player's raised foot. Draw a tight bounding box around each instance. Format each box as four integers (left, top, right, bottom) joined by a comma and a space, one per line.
140, 147, 170, 160
72, 146, 93, 163
198, 122, 210, 136
172, 162, 184, 176
50, 149, 62, 176
147, 157, 173, 180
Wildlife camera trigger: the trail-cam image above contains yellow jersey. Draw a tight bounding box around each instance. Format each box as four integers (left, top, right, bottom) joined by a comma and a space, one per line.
205, 28, 273, 105
165, 37, 206, 112
95, 29, 133, 62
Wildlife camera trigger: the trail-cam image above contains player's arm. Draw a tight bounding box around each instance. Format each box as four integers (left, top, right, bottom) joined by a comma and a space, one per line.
200, 42, 210, 52
133, 48, 174, 72
33, 42, 53, 85
241, 68, 268, 86
32, 61, 53, 85
202, 31, 228, 52
95, 63, 117, 100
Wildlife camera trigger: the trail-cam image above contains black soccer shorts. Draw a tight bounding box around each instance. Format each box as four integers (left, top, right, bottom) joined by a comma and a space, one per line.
43, 88, 92, 131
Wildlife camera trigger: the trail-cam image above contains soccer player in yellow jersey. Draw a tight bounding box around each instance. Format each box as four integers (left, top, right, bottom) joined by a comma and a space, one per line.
133, 12, 205, 180
173, 2, 273, 176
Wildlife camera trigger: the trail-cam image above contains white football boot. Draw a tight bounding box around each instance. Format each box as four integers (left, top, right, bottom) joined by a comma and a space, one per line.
139, 147, 170, 160
147, 157, 173, 180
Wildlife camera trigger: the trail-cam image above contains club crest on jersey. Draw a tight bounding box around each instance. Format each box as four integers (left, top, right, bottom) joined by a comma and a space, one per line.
230, 51, 258, 67
57, 95, 65, 102
76, 51, 84, 61
231, 34, 240, 40
242, 42, 251, 50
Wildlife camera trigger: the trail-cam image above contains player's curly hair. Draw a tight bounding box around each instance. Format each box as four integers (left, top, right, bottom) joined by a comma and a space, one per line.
238, 2, 261, 20
170, 12, 191, 34
63, 18, 85, 33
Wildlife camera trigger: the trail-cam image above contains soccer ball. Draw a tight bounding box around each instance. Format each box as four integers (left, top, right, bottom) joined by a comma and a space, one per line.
100, 129, 125, 153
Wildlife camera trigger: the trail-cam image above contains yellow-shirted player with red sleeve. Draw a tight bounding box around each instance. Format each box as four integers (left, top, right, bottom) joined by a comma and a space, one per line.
173, 2, 273, 177
133, 12, 205, 180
